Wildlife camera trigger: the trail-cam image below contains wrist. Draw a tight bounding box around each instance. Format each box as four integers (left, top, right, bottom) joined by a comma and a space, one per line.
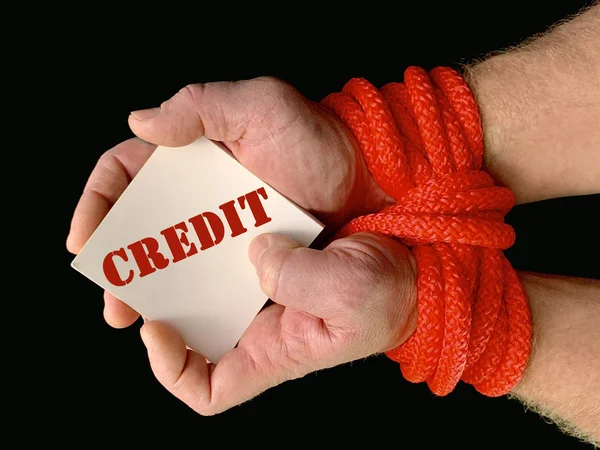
463, 22, 600, 204
387, 249, 418, 350
462, 55, 515, 197
317, 101, 394, 223
326, 67, 532, 397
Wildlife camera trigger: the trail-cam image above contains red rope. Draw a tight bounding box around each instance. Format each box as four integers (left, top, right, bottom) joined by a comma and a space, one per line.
323, 66, 532, 397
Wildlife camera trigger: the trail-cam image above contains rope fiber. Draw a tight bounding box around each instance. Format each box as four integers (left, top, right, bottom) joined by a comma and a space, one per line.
323, 66, 532, 396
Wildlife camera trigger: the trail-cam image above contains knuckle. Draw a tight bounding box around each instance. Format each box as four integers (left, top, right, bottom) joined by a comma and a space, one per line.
253, 76, 292, 92
166, 365, 189, 395
258, 246, 290, 300
174, 83, 205, 108
92, 150, 129, 189
166, 361, 215, 416
251, 77, 301, 104
167, 376, 187, 398
97, 148, 116, 166
97, 149, 119, 171
195, 404, 218, 416
278, 314, 317, 366
155, 84, 207, 143
175, 82, 237, 141
235, 77, 308, 141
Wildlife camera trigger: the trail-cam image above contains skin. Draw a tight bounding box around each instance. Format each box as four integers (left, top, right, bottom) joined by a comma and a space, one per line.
463, 2, 600, 204
462, 4, 600, 443
67, 2, 599, 444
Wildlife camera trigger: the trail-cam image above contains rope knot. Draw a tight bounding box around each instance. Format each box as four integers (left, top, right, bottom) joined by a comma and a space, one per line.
323, 67, 532, 397
344, 170, 516, 249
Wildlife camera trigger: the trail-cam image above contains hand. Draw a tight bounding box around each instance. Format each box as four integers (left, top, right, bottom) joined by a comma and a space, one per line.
67, 77, 393, 328
67, 77, 417, 413
143, 232, 416, 414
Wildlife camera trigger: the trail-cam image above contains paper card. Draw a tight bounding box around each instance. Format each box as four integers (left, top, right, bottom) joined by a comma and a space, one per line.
71, 137, 324, 363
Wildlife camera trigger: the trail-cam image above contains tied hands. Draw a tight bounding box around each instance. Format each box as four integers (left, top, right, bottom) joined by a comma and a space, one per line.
67, 77, 418, 415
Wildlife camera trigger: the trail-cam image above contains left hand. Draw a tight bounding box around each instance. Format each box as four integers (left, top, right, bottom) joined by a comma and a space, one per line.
141, 231, 417, 415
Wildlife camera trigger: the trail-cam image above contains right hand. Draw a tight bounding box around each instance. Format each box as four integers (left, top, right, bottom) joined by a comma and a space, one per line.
67, 76, 396, 328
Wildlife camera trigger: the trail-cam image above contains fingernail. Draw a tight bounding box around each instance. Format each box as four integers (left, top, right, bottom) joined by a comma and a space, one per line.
248, 235, 270, 267
130, 107, 161, 121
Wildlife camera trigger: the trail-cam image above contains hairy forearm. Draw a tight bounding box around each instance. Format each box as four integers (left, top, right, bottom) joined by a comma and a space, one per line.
511, 273, 600, 444
464, 2, 600, 204
461, 4, 600, 443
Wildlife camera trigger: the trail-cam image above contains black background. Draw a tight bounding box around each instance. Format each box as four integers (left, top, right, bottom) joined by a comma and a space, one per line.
40, 1, 599, 447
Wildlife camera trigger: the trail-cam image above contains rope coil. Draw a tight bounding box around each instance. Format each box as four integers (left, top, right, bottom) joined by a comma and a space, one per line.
323, 66, 532, 396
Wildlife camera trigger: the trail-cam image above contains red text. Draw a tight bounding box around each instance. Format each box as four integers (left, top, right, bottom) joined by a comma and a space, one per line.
103, 187, 272, 286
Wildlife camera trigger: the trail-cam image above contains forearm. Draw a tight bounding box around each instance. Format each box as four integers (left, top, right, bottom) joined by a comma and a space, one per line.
464, 2, 600, 204
511, 273, 600, 444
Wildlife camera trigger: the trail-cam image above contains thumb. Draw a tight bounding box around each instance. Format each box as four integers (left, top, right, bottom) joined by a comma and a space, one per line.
249, 233, 334, 317
127, 77, 293, 148
128, 81, 248, 147
249, 232, 416, 322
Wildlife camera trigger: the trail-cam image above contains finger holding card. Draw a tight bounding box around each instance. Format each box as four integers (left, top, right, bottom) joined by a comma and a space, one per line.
68, 138, 157, 328
141, 304, 302, 416
128, 81, 251, 148
104, 291, 139, 328
139, 232, 416, 415
67, 138, 156, 254
71, 137, 325, 363
126, 77, 390, 230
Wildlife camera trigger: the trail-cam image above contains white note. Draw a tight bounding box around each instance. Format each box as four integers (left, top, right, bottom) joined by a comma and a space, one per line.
72, 137, 324, 363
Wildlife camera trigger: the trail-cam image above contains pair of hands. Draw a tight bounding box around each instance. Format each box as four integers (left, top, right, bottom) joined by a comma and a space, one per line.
67, 77, 417, 415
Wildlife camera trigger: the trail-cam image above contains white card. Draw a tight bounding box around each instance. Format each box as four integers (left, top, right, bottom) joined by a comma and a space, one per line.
72, 137, 324, 363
